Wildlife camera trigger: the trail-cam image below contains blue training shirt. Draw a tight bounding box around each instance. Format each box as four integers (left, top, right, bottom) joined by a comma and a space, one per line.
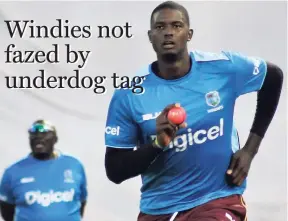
105, 50, 267, 215
0, 152, 87, 221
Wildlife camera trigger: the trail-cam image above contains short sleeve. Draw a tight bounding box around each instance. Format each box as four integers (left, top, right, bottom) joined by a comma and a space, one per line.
105, 89, 138, 149
225, 51, 268, 97
0, 169, 14, 204
79, 164, 87, 202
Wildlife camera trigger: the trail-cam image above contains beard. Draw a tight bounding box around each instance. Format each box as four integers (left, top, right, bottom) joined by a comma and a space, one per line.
33, 152, 52, 160
160, 46, 186, 64
161, 52, 178, 63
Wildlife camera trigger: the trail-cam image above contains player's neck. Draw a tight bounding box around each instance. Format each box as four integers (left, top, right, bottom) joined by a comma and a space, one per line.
156, 50, 191, 80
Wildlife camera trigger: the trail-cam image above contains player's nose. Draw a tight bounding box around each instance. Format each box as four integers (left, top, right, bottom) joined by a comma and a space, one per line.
164, 30, 173, 38
163, 26, 174, 38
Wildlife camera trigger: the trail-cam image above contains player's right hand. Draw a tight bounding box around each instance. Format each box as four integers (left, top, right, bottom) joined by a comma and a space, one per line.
155, 103, 187, 147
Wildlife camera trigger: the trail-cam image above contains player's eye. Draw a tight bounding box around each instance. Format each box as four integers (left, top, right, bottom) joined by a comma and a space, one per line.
155, 25, 164, 29
174, 24, 182, 28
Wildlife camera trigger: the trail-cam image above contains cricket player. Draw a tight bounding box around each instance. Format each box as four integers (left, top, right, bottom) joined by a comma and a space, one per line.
0, 120, 88, 221
104, 1, 283, 220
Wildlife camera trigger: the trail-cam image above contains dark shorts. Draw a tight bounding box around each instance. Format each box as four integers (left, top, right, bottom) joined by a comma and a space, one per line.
138, 194, 247, 221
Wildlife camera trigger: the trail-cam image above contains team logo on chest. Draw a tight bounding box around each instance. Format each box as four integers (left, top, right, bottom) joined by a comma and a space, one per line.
205, 91, 220, 107
205, 91, 224, 113
64, 170, 74, 183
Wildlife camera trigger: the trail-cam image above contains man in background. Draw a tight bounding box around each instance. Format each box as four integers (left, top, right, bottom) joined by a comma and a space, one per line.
0, 119, 88, 221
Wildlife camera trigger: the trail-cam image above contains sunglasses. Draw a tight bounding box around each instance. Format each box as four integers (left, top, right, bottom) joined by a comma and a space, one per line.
28, 122, 55, 133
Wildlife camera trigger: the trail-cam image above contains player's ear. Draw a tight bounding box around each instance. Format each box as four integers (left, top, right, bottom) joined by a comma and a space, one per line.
148, 30, 152, 43
188, 29, 193, 41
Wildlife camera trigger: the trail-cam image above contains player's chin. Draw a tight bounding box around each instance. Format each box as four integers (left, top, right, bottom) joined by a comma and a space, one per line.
162, 50, 178, 55
33, 151, 51, 159
161, 51, 178, 62
32, 146, 49, 154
